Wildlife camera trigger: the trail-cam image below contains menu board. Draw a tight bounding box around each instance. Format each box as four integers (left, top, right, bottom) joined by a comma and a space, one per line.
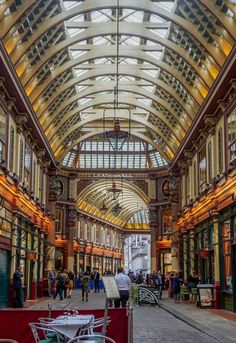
102, 276, 120, 299
197, 284, 213, 307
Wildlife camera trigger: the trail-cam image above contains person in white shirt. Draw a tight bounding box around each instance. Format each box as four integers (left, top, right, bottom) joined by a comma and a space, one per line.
114, 267, 131, 308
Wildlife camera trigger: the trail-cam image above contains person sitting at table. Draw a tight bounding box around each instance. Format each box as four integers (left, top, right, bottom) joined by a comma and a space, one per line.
81, 271, 90, 302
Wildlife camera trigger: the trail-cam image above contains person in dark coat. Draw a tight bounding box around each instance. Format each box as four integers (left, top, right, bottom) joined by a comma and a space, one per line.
93, 269, 100, 293
173, 272, 181, 303
53, 271, 64, 300
13, 265, 23, 307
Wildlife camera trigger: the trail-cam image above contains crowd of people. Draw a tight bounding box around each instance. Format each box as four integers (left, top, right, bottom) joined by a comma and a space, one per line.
13, 264, 199, 308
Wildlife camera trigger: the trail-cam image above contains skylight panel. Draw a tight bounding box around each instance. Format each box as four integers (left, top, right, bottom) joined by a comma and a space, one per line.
158, 1, 175, 12
74, 69, 89, 77
95, 58, 110, 64
79, 98, 92, 105
91, 10, 111, 22
120, 58, 137, 65
121, 36, 140, 46
123, 10, 144, 23
67, 28, 85, 37
137, 98, 152, 106
150, 29, 168, 38
63, 1, 82, 10
71, 50, 87, 59
145, 51, 163, 60
142, 69, 158, 78
93, 36, 109, 45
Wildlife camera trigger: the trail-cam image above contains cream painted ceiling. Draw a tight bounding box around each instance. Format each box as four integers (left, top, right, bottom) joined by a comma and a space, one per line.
1, 0, 236, 164
1, 0, 236, 229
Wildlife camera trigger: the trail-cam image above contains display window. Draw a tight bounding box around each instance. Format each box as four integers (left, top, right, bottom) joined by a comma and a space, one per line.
221, 220, 232, 291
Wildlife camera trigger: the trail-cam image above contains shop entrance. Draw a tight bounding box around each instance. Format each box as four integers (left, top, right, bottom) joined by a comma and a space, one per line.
0, 249, 10, 308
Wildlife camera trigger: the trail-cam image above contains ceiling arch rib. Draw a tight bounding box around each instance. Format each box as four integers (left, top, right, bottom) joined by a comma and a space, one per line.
44, 83, 188, 138
34, 66, 197, 120
23, 47, 208, 106
59, 130, 171, 164
17, 23, 215, 90
52, 110, 179, 158
6, 0, 229, 68
1, 0, 235, 167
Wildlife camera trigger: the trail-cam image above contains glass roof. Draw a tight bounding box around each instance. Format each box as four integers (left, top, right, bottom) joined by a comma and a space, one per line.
2, 0, 235, 167
62, 138, 168, 169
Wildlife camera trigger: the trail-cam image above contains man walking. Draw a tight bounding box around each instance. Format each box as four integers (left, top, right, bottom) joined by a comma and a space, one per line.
93, 269, 100, 293
13, 265, 24, 307
114, 267, 131, 308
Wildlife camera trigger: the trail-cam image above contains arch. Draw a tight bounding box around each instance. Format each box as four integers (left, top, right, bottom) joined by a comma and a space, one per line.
50, 102, 179, 154
59, 130, 171, 163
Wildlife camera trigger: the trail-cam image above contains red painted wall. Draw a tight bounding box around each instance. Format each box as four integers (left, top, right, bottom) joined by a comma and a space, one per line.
0, 309, 128, 343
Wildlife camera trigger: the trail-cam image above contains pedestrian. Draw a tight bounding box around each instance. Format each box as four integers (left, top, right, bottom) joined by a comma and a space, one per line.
93, 268, 100, 293
114, 267, 131, 308
67, 270, 75, 298
136, 271, 144, 285
173, 272, 181, 303
156, 270, 163, 300
81, 271, 90, 302
13, 265, 24, 307
48, 269, 56, 297
61, 269, 69, 298
53, 271, 64, 300
188, 270, 199, 304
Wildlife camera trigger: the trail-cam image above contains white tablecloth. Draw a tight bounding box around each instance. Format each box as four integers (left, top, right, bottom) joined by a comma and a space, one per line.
50, 315, 94, 339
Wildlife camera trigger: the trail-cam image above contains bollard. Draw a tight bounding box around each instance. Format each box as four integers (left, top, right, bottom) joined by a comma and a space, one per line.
48, 302, 53, 318
127, 302, 133, 343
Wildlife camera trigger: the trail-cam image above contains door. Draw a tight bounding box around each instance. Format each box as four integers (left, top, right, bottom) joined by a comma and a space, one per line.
0, 249, 10, 308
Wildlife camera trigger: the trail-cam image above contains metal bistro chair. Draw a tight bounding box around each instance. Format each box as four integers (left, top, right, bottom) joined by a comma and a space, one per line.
67, 335, 116, 343
29, 322, 65, 343
79, 317, 111, 336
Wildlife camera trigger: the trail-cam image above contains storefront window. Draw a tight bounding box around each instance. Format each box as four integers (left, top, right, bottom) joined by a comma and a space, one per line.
227, 108, 236, 163
221, 221, 232, 291
0, 108, 6, 162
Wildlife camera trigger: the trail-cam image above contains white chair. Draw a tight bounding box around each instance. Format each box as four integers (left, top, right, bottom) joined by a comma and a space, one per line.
38, 317, 55, 323
67, 335, 116, 343
79, 317, 111, 336
29, 322, 65, 343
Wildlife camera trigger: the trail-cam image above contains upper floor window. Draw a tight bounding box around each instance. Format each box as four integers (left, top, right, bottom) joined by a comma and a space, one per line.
227, 108, 236, 163
194, 161, 197, 196
0, 108, 6, 162
19, 140, 24, 181
218, 128, 223, 173
9, 126, 15, 171
24, 142, 31, 189
199, 145, 206, 192
208, 141, 212, 183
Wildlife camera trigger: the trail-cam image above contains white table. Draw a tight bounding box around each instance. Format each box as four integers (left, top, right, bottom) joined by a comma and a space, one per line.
50, 315, 94, 339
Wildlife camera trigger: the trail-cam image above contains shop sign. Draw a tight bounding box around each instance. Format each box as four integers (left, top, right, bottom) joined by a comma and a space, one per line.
197, 284, 213, 307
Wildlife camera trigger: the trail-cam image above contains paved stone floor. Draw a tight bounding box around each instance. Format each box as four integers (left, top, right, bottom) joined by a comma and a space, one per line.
20, 289, 236, 343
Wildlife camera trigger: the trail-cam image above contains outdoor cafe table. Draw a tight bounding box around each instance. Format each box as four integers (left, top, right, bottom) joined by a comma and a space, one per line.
50, 315, 94, 339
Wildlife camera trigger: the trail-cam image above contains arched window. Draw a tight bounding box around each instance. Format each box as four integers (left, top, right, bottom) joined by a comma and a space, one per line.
208, 141, 212, 183
0, 108, 6, 162
9, 126, 15, 171
218, 128, 223, 173
19, 140, 24, 181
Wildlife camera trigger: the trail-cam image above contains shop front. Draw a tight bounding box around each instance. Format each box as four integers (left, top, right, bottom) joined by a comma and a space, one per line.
219, 206, 236, 312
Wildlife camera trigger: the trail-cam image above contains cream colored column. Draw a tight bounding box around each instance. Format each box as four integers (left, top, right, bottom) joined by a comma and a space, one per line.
190, 228, 195, 273
150, 225, 157, 272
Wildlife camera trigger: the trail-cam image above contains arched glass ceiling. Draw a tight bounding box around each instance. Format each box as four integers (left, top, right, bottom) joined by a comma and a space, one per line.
62, 137, 168, 169
1, 0, 236, 163
77, 179, 149, 228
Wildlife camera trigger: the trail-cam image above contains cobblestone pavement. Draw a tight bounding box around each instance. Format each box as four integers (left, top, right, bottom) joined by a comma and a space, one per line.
23, 290, 236, 343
